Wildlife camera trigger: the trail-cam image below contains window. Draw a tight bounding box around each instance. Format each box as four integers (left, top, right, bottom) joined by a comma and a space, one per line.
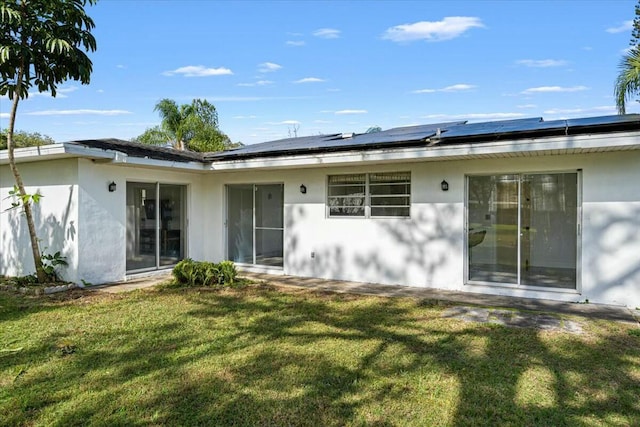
328, 172, 410, 218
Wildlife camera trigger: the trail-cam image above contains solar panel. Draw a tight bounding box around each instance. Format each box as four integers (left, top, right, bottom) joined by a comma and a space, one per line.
566, 114, 640, 127
208, 121, 467, 159
69, 115, 640, 162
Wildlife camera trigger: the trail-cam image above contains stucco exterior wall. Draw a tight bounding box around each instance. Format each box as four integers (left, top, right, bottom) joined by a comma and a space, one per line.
0, 159, 79, 281
76, 160, 207, 284
2, 145, 639, 307
207, 150, 640, 307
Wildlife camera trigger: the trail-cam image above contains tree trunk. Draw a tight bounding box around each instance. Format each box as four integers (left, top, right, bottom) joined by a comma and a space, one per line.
6, 66, 47, 283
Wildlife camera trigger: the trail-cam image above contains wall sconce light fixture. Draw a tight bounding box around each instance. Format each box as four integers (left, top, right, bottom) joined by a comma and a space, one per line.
441, 180, 449, 192
108, 181, 117, 192
300, 184, 307, 194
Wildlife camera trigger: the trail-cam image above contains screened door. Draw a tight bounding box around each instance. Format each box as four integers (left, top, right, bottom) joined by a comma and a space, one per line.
467, 172, 578, 289
227, 184, 283, 267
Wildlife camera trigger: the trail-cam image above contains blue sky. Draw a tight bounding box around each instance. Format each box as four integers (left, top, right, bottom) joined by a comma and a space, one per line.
1, 0, 638, 145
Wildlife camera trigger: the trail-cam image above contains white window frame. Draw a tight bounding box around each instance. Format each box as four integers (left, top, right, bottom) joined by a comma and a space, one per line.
327, 171, 411, 218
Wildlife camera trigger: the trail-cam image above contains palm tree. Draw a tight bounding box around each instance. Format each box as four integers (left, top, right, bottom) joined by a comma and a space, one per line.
615, 47, 640, 114
153, 98, 220, 150
154, 99, 190, 150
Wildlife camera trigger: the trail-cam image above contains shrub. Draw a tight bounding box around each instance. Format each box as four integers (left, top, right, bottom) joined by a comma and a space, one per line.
172, 259, 238, 287
217, 261, 237, 285
173, 258, 195, 284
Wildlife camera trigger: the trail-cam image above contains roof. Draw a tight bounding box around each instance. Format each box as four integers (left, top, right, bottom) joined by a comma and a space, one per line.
206, 114, 640, 161
68, 138, 204, 163
65, 115, 640, 164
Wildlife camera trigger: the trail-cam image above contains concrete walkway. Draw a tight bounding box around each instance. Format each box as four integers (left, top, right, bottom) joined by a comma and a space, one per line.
90, 270, 639, 325
240, 271, 640, 325
89, 271, 173, 293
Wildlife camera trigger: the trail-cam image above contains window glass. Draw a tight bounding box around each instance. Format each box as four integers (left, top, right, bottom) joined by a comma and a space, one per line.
328, 174, 366, 217
327, 172, 410, 218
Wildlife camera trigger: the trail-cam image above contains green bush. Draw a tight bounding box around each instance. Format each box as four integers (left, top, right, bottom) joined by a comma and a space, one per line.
217, 261, 237, 285
172, 259, 238, 287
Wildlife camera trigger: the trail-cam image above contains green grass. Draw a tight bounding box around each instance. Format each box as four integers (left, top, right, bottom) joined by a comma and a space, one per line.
1, 284, 639, 426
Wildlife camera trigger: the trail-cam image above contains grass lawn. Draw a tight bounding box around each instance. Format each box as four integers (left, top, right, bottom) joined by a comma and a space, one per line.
1, 283, 639, 426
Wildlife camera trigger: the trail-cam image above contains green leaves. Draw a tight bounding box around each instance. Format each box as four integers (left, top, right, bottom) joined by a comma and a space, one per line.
45, 38, 72, 54
0, 0, 97, 100
615, 47, 640, 114
139, 98, 230, 152
6, 185, 43, 210
0, 3, 20, 23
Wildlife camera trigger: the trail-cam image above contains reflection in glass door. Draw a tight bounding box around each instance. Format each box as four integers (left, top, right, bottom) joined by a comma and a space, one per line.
520, 174, 577, 288
126, 182, 186, 272
126, 183, 157, 271
467, 173, 578, 289
227, 184, 284, 267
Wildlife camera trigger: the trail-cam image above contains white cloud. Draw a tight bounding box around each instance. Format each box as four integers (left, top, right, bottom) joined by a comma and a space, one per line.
517, 104, 537, 109
116, 64, 126, 69
26, 109, 132, 116
543, 106, 615, 115
335, 109, 367, 115
28, 86, 78, 98
0, 113, 9, 119
233, 115, 257, 119
286, 40, 305, 46
413, 84, 476, 94
606, 20, 633, 33
162, 65, 233, 77
516, 59, 568, 68
237, 80, 274, 87
382, 17, 484, 42
258, 62, 282, 73
313, 28, 341, 39
293, 77, 325, 84
423, 112, 525, 120
521, 85, 588, 94
96, 89, 105, 93
266, 120, 300, 125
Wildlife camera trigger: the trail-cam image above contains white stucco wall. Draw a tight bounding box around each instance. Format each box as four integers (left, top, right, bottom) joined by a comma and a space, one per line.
0, 159, 80, 282
2, 143, 639, 307
76, 160, 207, 284
205, 150, 640, 307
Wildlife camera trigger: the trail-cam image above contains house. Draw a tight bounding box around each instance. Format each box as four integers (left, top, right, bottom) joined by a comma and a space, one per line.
1, 115, 639, 307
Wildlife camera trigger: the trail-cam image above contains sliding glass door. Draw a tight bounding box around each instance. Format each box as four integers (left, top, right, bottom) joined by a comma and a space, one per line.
227, 184, 284, 267
126, 182, 186, 272
467, 172, 578, 289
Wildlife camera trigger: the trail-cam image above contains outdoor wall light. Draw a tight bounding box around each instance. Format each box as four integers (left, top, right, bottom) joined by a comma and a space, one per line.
300, 184, 307, 194
108, 181, 117, 192
441, 180, 449, 192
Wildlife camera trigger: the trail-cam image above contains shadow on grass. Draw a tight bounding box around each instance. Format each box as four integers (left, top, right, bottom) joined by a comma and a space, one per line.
1, 286, 639, 426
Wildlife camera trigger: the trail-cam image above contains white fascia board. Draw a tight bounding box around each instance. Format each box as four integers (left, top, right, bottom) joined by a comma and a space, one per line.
1, 143, 207, 171
207, 131, 640, 171
105, 155, 207, 171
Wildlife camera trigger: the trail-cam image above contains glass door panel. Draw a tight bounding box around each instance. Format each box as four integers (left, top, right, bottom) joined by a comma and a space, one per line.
227, 185, 254, 264
255, 184, 284, 267
159, 184, 186, 266
226, 183, 284, 267
256, 229, 284, 266
468, 175, 519, 284
520, 173, 577, 289
126, 182, 158, 271
467, 173, 578, 289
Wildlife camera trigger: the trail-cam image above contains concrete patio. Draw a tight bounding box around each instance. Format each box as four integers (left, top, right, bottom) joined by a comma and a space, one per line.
91, 270, 640, 325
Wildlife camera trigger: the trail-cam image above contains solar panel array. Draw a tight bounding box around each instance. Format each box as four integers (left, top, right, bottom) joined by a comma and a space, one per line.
209, 114, 639, 160
69, 115, 640, 163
